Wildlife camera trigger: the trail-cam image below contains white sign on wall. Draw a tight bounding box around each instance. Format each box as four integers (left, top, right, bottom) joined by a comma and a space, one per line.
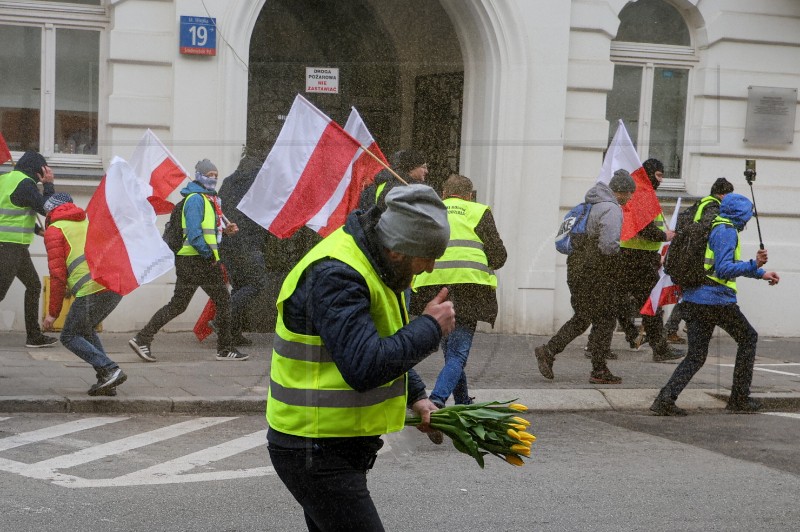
306, 67, 339, 94
744, 86, 797, 145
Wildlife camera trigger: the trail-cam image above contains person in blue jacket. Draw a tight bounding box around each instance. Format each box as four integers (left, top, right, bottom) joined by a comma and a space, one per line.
651, 193, 780, 415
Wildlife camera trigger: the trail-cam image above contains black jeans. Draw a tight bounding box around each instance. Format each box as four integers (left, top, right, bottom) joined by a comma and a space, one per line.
658, 301, 758, 403
0, 242, 43, 338
619, 248, 669, 354
220, 246, 268, 337
137, 255, 232, 350
268, 438, 385, 532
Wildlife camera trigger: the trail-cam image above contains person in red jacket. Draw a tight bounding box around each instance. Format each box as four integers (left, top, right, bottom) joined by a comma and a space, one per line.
42, 193, 127, 396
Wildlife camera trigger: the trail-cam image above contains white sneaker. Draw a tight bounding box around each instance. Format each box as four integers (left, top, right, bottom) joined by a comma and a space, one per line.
128, 338, 156, 362
216, 347, 249, 361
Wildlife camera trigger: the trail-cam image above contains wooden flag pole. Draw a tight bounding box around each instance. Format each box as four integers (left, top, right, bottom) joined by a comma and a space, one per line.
356, 142, 408, 185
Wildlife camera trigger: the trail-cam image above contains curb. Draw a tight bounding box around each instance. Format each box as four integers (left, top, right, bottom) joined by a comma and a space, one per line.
0, 396, 266, 415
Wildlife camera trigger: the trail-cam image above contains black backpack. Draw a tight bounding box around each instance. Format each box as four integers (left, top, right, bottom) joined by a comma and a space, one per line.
162, 198, 187, 254
664, 200, 714, 288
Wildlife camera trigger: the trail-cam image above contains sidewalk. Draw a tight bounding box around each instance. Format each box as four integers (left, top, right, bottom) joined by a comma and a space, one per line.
2, 330, 800, 414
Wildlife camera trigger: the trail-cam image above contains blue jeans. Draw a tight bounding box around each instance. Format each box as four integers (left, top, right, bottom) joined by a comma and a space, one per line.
657, 301, 758, 404
60, 290, 123, 370
430, 323, 475, 405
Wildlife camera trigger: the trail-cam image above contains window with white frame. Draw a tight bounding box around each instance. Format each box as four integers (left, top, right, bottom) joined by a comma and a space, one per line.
0, 1, 106, 168
606, 0, 695, 186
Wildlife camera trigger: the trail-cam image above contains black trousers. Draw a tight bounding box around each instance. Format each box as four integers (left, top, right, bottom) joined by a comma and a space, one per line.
268, 438, 385, 532
0, 242, 43, 338
619, 248, 669, 354
138, 255, 232, 350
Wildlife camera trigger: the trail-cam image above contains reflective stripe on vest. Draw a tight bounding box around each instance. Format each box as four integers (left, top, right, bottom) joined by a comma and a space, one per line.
621, 212, 666, 251
693, 196, 720, 223
375, 182, 387, 203
177, 193, 219, 260
50, 219, 105, 297
413, 198, 497, 289
0, 171, 37, 245
267, 227, 408, 438
704, 217, 739, 292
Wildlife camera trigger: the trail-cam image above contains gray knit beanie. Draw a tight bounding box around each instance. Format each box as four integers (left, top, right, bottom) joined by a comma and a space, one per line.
375, 184, 450, 259
609, 169, 636, 193
195, 159, 218, 176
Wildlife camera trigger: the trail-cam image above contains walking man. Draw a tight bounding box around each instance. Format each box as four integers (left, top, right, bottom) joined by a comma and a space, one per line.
651, 193, 780, 415
534, 170, 636, 384
0, 151, 58, 347
412, 174, 507, 407
267, 185, 454, 531
41, 193, 127, 396
129, 160, 248, 361
358, 149, 429, 211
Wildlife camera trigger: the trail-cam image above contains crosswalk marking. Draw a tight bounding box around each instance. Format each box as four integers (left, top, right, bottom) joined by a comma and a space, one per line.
0, 417, 10, 422
763, 413, 800, 420
0, 417, 128, 452
718, 363, 800, 377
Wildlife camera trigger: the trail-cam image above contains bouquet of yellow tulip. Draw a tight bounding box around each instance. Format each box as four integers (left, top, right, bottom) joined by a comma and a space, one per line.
405, 399, 535, 468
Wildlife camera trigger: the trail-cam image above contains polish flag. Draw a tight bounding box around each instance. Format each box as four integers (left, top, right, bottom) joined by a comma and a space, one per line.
597, 120, 663, 241
238, 94, 364, 238
641, 198, 683, 316
130, 129, 189, 215
85, 157, 174, 296
0, 131, 12, 165
308, 107, 388, 236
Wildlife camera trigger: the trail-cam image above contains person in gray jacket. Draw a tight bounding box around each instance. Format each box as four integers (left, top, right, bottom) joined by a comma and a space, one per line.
535, 170, 636, 384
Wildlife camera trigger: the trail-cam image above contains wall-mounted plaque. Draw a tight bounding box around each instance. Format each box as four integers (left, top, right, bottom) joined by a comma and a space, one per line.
743, 86, 797, 145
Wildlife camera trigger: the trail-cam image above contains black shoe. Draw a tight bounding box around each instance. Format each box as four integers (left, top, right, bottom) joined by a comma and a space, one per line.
726, 398, 762, 413
25, 335, 58, 348
650, 398, 687, 416
584, 348, 618, 360
589, 369, 622, 384
653, 347, 685, 362
128, 337, 156, 362
232, 335, 253, 347
534, 345, 555, 380
88, 367, 127, 396
216, 347, 249, 361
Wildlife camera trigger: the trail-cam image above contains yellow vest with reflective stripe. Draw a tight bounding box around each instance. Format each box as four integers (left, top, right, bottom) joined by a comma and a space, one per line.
0, 171, 37, 245
50, 219, 105, 297
621, 212, 666, 251
693, 196, 720, 223
704, 217, 739, 292
413, 197, 497, 289
177, 193, 219, 260
267, 227, 408, 438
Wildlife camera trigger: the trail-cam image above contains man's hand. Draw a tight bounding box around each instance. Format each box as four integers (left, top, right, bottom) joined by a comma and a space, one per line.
411, 398, 443, 444
756, 249, 768, 268
423, 287, 455, 336
38, 165, 55, 184
223, 222, 239, 236
42, 314, 57, 331
763, 271, 780, 286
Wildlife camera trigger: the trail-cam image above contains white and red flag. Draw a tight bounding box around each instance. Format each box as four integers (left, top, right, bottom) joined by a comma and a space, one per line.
238, 95, 366, 238
85, 157, 174, 296
597, 120, 663, 241
307, 107, 388, 236
641, 198, 683, 316
130, 129, 189, 215
0, 131, 12, 165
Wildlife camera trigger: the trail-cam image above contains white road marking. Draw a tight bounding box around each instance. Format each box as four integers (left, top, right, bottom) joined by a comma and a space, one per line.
0, 417, 11, 422
0, 417, 127, 452
717, 363, 800, 377
763, 413, 800, 420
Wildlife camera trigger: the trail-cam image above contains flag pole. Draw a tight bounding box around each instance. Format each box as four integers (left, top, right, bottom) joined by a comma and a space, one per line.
356, 143, 408, 186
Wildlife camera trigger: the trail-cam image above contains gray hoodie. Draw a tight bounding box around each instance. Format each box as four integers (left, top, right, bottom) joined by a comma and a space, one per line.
583, 181, 624, 256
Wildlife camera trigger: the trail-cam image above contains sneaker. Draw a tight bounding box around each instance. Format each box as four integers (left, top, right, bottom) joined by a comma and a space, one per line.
666, 333, 687, 344
232, 334, 253, 347
650, 398, 687, 416
653, 347, 685, 362
534, 345, 555, 380
88, 367, 127, 396
726, 398, 762, 414
25, 335, 58, 348
216, 347, 249, 361
584, 348, 619, 360
128, 337, 156, 362
589, 368, 622, 384
628, 328, 647, 350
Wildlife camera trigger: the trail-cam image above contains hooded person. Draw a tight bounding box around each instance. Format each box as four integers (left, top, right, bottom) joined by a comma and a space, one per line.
0, 150, 58, 347
266, 184, 454, 532
41, 192, 127, 396
128, 159, 249, 363
652, 193, 781, 416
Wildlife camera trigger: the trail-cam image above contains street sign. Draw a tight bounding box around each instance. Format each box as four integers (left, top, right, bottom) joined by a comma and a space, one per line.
306, 67, 339, 94
179, 16, 217, 56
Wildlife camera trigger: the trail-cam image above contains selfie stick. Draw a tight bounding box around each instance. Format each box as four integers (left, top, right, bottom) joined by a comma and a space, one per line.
744, 162, 764, 250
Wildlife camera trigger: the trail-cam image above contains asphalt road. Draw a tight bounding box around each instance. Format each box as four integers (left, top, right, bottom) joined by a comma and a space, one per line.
2, 411, 799, 531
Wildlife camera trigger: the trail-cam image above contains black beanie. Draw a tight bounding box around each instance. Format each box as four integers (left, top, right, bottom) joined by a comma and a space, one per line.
642, 158, 664, 189
15, 151, 48, 180
392, 150, 427, 175
710, 177, 734, 196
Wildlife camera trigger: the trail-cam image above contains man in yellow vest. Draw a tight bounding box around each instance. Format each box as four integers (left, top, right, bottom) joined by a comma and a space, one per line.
0, 150, 58, 347
267, 184, 453, 531
41, 193, 127, 396
358, 149, 429, 211
651, 193, 780, 415
412, 174, 507, 407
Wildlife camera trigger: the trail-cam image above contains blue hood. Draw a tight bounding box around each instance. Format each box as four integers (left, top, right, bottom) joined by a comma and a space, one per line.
719, 193, 752, 230
180, 180, 217, 197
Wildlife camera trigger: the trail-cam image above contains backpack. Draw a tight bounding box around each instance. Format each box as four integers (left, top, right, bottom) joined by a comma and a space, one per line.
162, 198, 187, 253
664, 200, 713, 288
555, 202, 592, 255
